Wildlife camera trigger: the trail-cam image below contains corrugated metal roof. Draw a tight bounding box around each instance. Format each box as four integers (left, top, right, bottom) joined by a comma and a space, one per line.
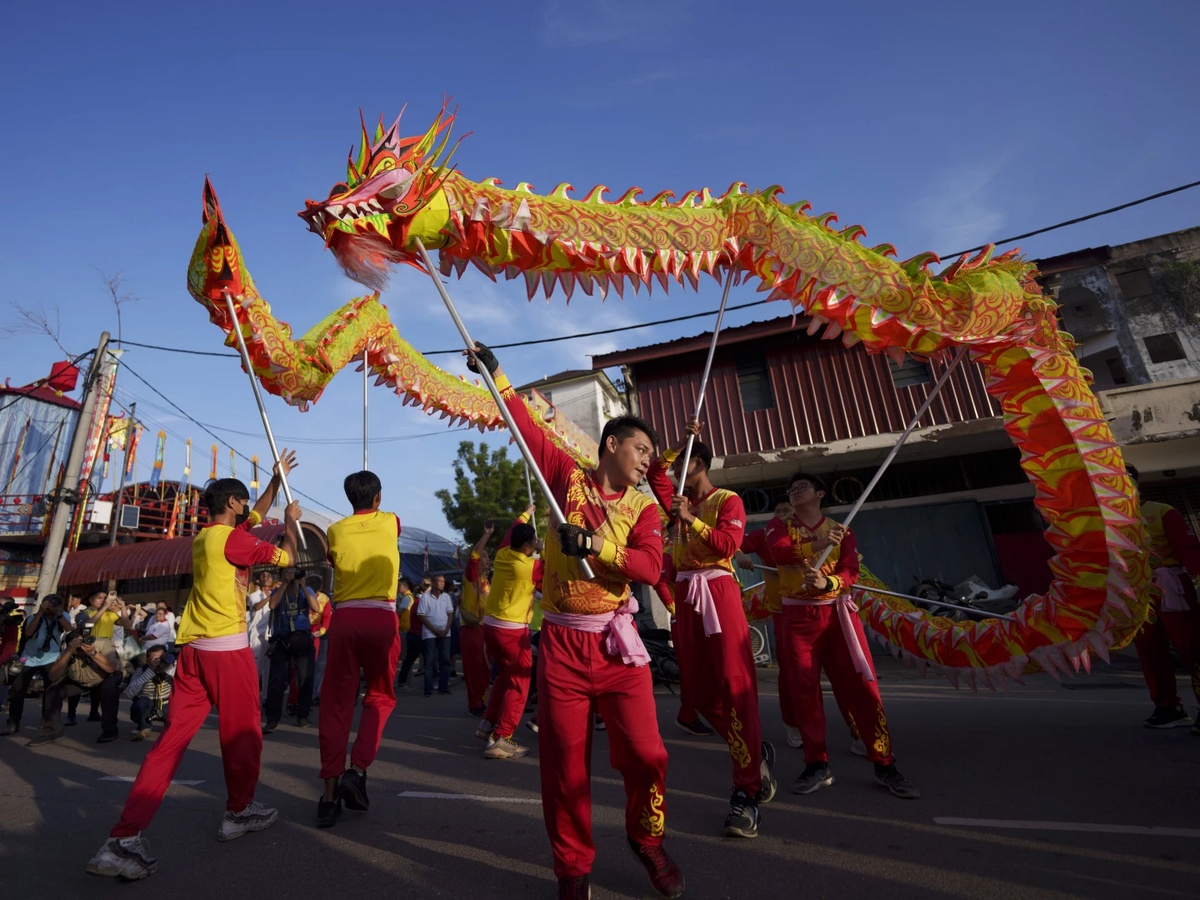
60, 522, 328, 587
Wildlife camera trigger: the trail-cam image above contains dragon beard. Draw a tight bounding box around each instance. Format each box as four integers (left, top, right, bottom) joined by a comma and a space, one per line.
333, 231, 409, 291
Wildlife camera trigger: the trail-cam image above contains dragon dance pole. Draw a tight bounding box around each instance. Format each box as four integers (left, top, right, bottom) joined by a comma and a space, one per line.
222, 290, 305, 550
363, 347, 369, 471
523, 461, 538, 538
413, 238, 593, 580
674, 266, 737, 500
850, 582, 1018, 622
813, 346, 968, 569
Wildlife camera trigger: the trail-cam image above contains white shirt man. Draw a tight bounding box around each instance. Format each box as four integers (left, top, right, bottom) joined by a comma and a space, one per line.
416, 584, 454, 640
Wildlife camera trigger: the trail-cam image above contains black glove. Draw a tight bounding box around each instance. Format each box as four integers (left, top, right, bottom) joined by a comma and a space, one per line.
557, 523, 595, 558
466, 342, 499, 376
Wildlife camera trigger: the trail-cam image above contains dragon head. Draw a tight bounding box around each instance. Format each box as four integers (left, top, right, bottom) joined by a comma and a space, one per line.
189, 178, 257, 314
299, 104, 460, 290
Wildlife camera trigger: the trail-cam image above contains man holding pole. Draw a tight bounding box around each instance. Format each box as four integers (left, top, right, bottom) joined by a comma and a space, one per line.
316, 471, 402, 828
647, 420, 776, 839
767, 471, 919, 800
467, 343, 684, 900
88, 452, 300, 880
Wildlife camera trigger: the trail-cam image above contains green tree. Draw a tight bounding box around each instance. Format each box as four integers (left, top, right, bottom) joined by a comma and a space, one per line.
435, 441, 546, 549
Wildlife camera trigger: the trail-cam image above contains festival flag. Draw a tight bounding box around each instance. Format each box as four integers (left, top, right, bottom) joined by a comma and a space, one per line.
149, 430, 166, 489
3, 418, 31, 496
124, 424, 142, 478
250, 455, 259, 503
229, 448, 236, 479
210, 444, 218, 481
181, 438, 192, 490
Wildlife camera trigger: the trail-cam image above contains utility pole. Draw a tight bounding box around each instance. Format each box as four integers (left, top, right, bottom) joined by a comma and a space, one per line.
108, 401, 135, 548
35, 332, 110, 598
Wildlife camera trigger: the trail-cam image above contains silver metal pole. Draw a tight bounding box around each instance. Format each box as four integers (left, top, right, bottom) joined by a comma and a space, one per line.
363, 347, 369, 471
222, 291, 305, 549
851, 582, 1018, 622
523, 461, 538, 538
413, 238, 593, 579
675, 266, 737, 498
813, 346, 968, 568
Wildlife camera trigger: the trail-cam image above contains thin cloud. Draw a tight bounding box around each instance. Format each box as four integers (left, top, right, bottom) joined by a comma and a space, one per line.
907, 160, 1010, 261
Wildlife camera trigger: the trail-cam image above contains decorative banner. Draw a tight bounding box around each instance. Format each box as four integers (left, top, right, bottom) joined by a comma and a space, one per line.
149, 430, 166, 489
210, 444, 218, 481
181, 438, 192, 490
229, 448, 236, 479
78, 349, 120, 499
124, 424, 142, 478
3, 418, 31, 495
250, 455, 259, 503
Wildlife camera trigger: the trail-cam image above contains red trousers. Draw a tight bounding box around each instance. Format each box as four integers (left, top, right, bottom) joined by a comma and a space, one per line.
1134, 604, 1200, 709
459, 624, 490, 711
482, 624, 532, 737
782, 603, 893, 766
674, 576, 763, 794
671, 617, 698, 723
772, 611, 795, 727
317, 607, 400, 780
111, 645, 261, 837
538, 622, 668, 878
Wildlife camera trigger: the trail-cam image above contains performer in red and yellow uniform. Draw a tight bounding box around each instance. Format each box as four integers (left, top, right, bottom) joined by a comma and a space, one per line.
767, 471, 919, 800
468, 343, 683, 900
646, 421, 775, 840
90, 453, 299, 879
1127, 464, 1200, 730
460, 523, 493, 717
478, 507, 540, 758
316, 470, 402, 828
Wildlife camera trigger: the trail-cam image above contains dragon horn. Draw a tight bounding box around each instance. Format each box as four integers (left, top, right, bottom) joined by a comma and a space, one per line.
203, 177, 221, 225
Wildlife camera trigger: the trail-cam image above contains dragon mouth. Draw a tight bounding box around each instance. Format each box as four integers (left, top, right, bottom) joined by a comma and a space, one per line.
299, 169, 415, 247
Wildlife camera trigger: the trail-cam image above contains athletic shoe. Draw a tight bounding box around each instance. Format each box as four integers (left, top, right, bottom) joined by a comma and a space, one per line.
131, 728, 153, 741
28, 730, 63, 747
628, 838, 685, 898
97, 731, 119, 744
557, 874, 591, 899
317, 797, 342, 828
784, 724, 803, 748
792, 762, 834, 795
87, 833, 157, 880
87, 711, 102, 722
475, 720, 495, 742
526, 716, 539, 734
65, 714, 78, 727
339, 769, 370, 811
1144, 705, 1193, 729
758, 741, 778, 804
0, 720, 19, 736
483, 735, 529, 759
399, 683, 414, 694
296, 717, 311, 728
723, 789, 761, 839
850, 737, 867, 757
875, 763, 920, 799
594, 717, 606, 732
675, 716, 714, 737
469, 706, 487, 718
437, 688, 452, 695
218, 800, 278, 841
262, 720, 279, 734
286, 704, 297, 717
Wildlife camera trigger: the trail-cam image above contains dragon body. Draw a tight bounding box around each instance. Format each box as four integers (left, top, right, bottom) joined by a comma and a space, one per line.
188, 104, 1149, 686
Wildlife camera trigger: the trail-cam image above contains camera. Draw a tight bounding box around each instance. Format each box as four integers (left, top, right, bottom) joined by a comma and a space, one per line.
293, 569, 307, 581
81, 622, 96, 645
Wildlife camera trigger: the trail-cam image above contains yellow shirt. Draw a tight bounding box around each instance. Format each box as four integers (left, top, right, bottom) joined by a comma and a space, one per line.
485, 546, 537, 625
84, 608, 120, 639
397, 590, 415, 632
328, 510, 401, 602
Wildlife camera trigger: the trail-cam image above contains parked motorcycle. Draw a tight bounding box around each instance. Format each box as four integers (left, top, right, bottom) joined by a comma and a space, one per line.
640, 628, 681, 690
908, 574, 1021, 621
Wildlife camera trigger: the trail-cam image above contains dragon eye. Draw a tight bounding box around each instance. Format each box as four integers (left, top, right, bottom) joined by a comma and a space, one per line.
328, 182, 351, 198
370, 157, 397, 176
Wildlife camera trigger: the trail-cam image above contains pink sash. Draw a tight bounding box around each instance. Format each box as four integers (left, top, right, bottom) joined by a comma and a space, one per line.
782, 593, 875, 683
675, 569, 733, 636
541, 597, 650, 667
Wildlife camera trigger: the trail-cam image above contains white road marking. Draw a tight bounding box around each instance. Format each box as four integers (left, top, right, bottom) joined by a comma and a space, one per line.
398, 791, 541, 804
934, 817, 1200, 838
99, 776, 205, 786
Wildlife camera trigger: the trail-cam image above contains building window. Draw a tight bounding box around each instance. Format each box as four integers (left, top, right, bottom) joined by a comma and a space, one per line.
888, 356, 933, 389
1105, 355, 1130, 386
1116, 269, 1153, 299
736, 356, 775, 412
1143, 332, 1187, 364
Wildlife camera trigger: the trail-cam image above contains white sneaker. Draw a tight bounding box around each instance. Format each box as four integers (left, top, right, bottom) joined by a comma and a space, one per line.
784, 725, 803, 749
218, 800, 278, 841
850, 737, 867, 757
474, 720, 495, 742
87, 834, 157, 880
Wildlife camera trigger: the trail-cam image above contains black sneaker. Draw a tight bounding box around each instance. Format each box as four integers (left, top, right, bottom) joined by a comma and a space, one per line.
557, 874, 590, 899
758, 741, 778, 804
469, 706, 487, 718
97, 731, 119, 744
87, 711, 102, 722
286, 704, 297, 717
792, 762, 834, 795
65, 714, 78, 726
1144, 705, 1193, 729
723, 789, 760, 838
263, 720, 279, 735
628, 838, 685, 898
674, 716, 714, 737
317, 797, 342, 828
874, 763, 920, 799
339, 768, 369, 811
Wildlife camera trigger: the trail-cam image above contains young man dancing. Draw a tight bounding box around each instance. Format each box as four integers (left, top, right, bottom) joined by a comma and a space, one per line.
767, 472, 919, 800
317, 471, 402, 828
468, 343, 684, 900
647, 420, 776, 839
88, 452, 300, 880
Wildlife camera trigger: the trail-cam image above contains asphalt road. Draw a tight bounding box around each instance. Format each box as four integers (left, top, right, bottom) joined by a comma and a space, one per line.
0, 648, 1196, 899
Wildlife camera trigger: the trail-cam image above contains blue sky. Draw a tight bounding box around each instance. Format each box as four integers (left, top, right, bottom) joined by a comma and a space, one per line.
2, 1, 1198, 540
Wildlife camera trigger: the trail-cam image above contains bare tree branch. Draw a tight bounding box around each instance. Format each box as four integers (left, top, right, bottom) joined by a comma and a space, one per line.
8, 300, 71, 355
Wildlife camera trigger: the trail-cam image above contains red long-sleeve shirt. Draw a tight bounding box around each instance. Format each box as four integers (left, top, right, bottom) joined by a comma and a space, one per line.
766, 515, 858, 600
